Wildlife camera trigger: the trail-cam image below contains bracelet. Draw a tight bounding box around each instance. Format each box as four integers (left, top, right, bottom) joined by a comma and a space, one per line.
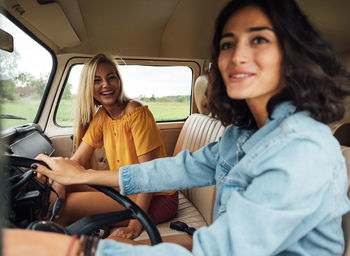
66, 235, 78, 256
90, 236, 99, 256
78, 235, 88, 256
85, 235, 94, 256
78, 235, 100, 256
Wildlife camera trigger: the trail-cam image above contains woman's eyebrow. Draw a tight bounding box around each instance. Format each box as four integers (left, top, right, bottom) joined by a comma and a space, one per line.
221, 32, 234, 39
94, 73, 114, 78
248, 26, 274, 33
221, 26, 274, 39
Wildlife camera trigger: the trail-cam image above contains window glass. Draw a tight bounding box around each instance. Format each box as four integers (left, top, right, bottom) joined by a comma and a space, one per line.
56, 64, 192, 126
0, 14, 53, 129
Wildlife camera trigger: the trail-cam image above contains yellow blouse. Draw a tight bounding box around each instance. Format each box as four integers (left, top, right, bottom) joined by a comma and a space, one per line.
83, 105, 173, 196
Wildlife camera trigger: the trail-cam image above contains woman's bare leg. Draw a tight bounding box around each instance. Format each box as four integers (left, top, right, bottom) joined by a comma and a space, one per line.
107, 234, 193, 251
56, 191, 137, 226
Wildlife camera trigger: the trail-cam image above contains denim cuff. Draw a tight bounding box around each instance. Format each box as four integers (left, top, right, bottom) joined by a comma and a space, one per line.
119, 164, 139, 195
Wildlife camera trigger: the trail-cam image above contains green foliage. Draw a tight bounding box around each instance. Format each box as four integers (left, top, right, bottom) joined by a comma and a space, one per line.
17, 72, 35, 86
31, 76, 47, 96
0, 79, 17, 101
17, 72, 48, 97
0, 49, 20, 79
0, 50, 50, 101
150, 94, 156, 102
54, 100, 190, 126
61, 82, 73, 99
1, 94, 190, 129
140, 95, 190, 103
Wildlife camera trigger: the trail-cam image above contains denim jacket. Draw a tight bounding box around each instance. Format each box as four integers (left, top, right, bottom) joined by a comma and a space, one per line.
97, 102, 350, 256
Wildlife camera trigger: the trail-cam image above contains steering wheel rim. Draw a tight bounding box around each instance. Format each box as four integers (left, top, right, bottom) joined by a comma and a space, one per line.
8, 169, 35, 190
4, 154, 162, 245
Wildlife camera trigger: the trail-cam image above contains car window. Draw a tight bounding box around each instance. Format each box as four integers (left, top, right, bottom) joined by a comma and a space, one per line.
56, 63, 192, 126
0, 13, 53, 130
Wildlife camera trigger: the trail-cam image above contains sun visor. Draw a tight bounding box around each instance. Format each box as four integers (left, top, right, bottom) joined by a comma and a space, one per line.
15, 0, 80, 49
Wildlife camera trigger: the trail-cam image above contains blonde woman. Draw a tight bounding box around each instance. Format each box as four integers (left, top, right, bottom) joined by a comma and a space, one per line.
52, 53, 178, 240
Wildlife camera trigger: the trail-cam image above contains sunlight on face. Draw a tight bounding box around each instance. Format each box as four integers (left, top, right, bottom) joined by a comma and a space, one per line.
218, 6, 283, 108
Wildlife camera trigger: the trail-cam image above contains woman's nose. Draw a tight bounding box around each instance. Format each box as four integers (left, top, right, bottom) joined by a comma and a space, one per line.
231, 41, 249, 65
101, 78, 109, 87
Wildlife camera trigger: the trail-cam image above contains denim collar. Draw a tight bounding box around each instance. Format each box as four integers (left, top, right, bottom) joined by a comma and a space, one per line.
241, 102, 296, 153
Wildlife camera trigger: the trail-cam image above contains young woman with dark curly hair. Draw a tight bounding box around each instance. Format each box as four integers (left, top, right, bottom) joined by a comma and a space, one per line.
5, 0, 350, 255
208, 0, 349, 129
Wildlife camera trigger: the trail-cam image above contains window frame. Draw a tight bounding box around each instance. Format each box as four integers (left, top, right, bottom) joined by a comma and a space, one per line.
53, 56, 201, 127
0, 10, 57, 126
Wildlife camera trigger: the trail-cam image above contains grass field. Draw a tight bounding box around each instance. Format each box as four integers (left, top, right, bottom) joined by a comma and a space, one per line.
1, 99, 190, 129
1, 100, 40, 129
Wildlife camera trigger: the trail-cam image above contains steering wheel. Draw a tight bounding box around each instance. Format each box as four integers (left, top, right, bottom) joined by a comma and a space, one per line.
4, 154, 162, 245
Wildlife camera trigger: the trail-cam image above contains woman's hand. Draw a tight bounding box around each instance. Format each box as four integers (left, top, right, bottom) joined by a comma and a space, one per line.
34, 153, 120, 187
34, 154, 87, 185
108, 221, 143, 240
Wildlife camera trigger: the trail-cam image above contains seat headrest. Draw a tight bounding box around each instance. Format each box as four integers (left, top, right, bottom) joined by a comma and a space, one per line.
194, 75, 209, 115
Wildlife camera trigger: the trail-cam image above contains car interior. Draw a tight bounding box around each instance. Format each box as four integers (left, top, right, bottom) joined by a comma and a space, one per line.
0, 0, 350, 254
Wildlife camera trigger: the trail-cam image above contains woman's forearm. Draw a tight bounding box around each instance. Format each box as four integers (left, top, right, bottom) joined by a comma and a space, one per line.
128, 192, 153, 229
3, 229, 80, 256
83, 169, 119, 187
70, 141, 96, 167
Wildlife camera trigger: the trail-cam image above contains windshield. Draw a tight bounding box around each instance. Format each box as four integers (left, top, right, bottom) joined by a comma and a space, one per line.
0, 13, 53, 130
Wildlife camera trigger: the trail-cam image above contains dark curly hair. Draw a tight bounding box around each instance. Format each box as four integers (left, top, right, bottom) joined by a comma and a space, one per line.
208, 0, 350, 128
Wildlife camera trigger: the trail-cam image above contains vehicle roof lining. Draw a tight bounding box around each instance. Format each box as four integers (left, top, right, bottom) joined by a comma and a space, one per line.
2, 0, 350, 59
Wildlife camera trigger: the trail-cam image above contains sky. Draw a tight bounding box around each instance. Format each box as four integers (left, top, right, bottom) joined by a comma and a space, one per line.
0, 13, 192, 98
0, 13, 53, 78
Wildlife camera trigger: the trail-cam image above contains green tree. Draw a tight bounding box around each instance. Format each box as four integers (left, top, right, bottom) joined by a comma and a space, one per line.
0, 79, 16, 101
16, 72, 49, 97
0, 49, 20, 79
62, 82, 73, 99
150, 94, 156, 102
16, 72, 35, 87
31, 75, 47, 97
0, 50, 21, 101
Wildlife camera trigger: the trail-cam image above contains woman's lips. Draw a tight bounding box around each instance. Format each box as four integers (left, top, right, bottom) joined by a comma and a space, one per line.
228, 72, 254, 82
100, 90, 114, 96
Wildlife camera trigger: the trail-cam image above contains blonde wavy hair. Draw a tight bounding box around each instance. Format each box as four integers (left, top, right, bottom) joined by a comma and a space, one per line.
73, 53, 130, 152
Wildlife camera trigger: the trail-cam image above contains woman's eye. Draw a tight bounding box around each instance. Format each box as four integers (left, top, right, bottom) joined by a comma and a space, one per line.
220, 42, 234, 51
252, 36, 269, 44
108, 75, 117, 80
94, 78, 101, 83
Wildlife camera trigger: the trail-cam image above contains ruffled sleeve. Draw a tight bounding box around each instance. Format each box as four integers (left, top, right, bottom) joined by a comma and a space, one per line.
130, 106, 164, 156
82, 108, 105, 148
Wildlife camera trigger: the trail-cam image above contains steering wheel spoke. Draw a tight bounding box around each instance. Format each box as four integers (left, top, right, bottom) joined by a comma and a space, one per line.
3, 154, 162, 245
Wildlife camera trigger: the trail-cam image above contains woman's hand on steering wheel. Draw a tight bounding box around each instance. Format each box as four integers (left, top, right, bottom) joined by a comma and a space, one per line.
34, 154, 87, 185
109, 221, 143, 240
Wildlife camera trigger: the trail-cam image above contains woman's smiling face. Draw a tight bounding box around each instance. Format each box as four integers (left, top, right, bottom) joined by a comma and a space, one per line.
93, 62, 121, 107
218, 5, 283, 106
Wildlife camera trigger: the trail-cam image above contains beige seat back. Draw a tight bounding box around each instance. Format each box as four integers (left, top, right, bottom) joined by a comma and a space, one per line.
173, 114, 226, 224
194, 75, 210, 115
341, 146, 350, 256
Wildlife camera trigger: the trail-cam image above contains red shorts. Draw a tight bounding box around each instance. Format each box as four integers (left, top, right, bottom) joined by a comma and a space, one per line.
148, 191, 179, 224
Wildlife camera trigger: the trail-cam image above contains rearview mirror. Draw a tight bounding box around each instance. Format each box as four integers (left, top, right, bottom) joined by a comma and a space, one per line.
0, 28, 14, 52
